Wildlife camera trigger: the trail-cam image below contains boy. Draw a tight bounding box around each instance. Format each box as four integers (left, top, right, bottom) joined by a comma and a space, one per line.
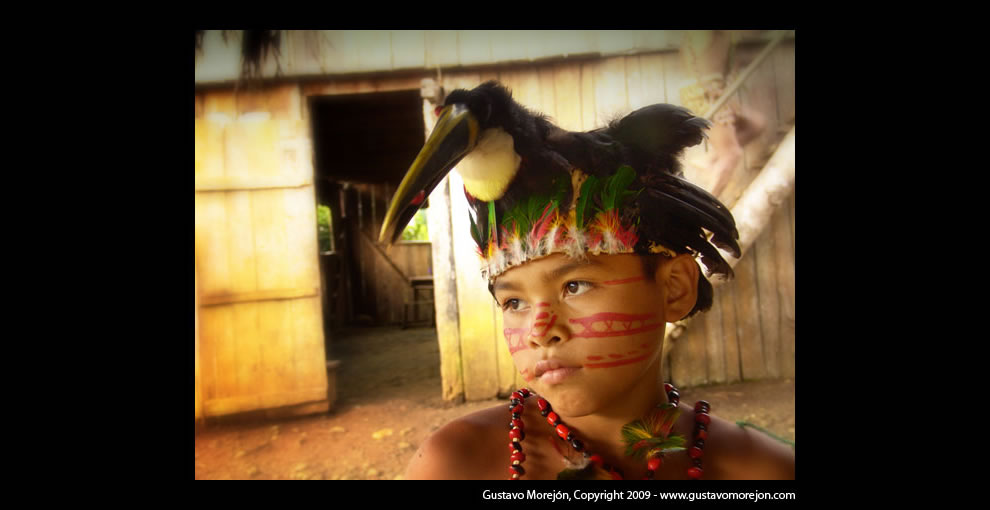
379, 81, 794, 480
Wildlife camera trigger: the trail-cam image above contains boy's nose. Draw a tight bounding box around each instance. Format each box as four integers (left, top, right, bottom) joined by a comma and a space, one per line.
527, 308, 570, 348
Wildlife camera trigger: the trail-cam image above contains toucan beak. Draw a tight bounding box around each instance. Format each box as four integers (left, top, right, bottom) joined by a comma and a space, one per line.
379, 103, 479, 245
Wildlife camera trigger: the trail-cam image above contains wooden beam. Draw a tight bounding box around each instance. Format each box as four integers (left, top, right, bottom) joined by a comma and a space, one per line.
200, 287, 320, 307
195, 175, 313, 192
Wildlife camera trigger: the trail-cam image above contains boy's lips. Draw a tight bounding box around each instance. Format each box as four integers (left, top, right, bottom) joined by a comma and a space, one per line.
533, 359, 582, 384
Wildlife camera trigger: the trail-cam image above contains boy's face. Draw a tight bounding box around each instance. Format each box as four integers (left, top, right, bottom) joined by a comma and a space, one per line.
493, 253, 679, 416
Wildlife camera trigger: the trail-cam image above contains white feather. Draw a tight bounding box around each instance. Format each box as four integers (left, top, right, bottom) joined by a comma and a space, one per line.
456, 128, 521, 201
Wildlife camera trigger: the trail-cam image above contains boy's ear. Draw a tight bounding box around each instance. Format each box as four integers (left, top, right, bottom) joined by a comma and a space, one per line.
657, 254, 699, 322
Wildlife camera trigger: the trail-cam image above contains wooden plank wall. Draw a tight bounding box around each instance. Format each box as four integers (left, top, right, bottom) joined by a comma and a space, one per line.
429, 40, 794, 399
196, 30, 695, 85
194, 83, 330, 417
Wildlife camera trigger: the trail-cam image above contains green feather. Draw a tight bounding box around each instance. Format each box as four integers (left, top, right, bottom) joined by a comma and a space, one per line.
601, 165, 637, 211
576, 175, 600, 230
487, 201, 497, 244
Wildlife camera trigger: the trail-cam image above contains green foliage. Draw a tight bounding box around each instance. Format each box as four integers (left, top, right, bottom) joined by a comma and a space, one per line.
401, 208, 430, 241
317, 204, 332, 252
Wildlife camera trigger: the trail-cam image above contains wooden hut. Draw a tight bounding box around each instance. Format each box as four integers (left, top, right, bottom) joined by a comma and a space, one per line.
194, 31, 795, 417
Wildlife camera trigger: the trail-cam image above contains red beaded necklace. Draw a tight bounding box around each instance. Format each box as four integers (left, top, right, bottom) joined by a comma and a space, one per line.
507, 384, 711, 480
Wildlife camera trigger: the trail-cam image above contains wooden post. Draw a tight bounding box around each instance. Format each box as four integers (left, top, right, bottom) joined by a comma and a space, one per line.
422, 93, 466, 402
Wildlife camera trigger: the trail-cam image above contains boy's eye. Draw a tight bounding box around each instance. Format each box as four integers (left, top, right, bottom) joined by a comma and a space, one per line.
564, 281, 594, 297
502, 298, 528, 311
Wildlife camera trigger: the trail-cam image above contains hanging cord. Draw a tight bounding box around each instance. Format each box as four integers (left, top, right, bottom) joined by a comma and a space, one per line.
736, 421, 795, 449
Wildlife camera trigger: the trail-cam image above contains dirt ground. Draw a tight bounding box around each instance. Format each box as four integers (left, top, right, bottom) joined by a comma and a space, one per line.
194, 325, 795, 480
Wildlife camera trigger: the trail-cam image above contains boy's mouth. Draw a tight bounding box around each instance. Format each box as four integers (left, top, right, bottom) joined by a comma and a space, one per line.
533, 359, 581, 385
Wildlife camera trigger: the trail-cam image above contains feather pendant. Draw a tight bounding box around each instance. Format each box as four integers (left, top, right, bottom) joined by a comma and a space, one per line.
621, 403, 686, 460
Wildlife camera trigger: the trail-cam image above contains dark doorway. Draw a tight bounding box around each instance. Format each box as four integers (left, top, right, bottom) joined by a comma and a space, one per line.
307, 88, 431, 347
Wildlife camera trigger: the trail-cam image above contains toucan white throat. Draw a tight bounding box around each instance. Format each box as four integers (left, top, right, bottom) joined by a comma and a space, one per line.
455, 127, 521, 202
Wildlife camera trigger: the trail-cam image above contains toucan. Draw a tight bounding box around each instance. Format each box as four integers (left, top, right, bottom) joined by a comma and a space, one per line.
379, 81, 740, 277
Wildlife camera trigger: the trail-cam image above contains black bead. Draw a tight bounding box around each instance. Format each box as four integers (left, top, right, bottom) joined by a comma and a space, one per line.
570, 438, 583, 451
518, 430, 525, 441
511, 464, 525, 475
694, 439, 705, 448
668, 390, 680, 401
693, 458, 703, 468
646, 470, 655, 478
511, 413, 520, 420
565, 432, 574, 441
514, 443, 523, 452
509, 398, 520, 406
696, 422, 707, 431
540, 409, 550, 417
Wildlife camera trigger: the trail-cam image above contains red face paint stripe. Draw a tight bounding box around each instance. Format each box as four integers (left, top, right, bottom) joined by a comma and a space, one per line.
535, 312, 549, 320
537, 303, 550, 307
568, 312, 662, 338
602, 275, 646, 285
584, 353, 652, 369
571, 321, 663, 339
504, 327, 530, 354
608, 354, 623, 359
587, 355, 603, 361
571, 312, 656, 322
530, 315, 557, 337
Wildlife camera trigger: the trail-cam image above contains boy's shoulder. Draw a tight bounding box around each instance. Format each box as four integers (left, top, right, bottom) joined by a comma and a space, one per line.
404, 403, 509, 480
706, 412, 795, 480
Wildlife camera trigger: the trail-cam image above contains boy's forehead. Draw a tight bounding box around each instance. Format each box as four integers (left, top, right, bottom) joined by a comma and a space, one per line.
494, 253, 640, 284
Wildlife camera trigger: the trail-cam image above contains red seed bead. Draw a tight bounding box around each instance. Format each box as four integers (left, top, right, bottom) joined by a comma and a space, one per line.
512, 404, 523, 414
695, 413, 711, 426
694, 400, 710, 413
590, 454, 604, 467
647, 456, 662, 471
537, 398, 550, 412
610, 470, 623, 480
555, 424, 570, 440
508, 443, 518, 453
519, 388, 531, 397
511, 418, 524, 429
510, 451, 526, 464
696, 429, 708, 440
664, 383, 674, 393
509, 428, 522, 441
546, 411, 560, 426
689, 446, 704, 459
687, 466, 703, 479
